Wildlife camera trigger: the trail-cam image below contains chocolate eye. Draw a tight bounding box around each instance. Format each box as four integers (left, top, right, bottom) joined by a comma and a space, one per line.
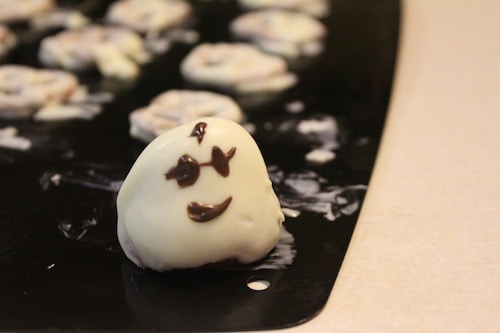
165, 154, 200, 187
189, 122, 207, 144
211, 146, 236, 177
165, 146, 236, 188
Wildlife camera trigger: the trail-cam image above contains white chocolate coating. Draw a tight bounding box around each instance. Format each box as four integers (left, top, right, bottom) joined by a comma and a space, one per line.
230, 9, 326, 57
0, 65, 79, 119
30, 9, 90, 30
180, 43, 296, 93
39, 25, 150, 80
129, 90, 244, 142
0, 24, 16, 59
117, 117, 284, 271
107, 0, 192, 33
0, 0, 55, 23
237, 0, 330, 18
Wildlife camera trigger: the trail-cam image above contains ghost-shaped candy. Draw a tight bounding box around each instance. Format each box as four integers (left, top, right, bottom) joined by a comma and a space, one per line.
117, 117, 284, 271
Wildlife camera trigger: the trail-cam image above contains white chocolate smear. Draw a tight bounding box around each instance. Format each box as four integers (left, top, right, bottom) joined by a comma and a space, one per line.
269, 167, 367, 221
305, 148, 336, 164
0, 127, 31, 151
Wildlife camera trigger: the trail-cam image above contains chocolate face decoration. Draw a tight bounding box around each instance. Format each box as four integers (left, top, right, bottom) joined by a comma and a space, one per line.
165, 122, 236, 222
117, 117, 284, 271
165, 146, 236, 187
187, 197, 233, 222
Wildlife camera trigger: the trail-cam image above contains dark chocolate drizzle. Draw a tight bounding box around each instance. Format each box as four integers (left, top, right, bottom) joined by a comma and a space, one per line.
165, 129, 237, 221
210, 146, 236, 177
165, 146, 236, 187
187, 197, 232, 222
189, 122, 207, 144
165, 155, 200, 187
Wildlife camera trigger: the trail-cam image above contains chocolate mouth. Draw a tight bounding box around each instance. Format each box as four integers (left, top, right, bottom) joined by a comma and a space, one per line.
187, 196, 232, 222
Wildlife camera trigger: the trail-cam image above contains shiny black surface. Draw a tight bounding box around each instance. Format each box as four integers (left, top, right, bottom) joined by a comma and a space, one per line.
0, 0, 399, 331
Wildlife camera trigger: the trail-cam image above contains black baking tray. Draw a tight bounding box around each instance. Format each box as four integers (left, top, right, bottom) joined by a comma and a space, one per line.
0, 0, 399, 331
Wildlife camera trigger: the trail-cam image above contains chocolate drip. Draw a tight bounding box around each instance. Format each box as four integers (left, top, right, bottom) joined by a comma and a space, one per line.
187, 197, 232, 222
165, 155, 200, 187
190, 122, 207, 144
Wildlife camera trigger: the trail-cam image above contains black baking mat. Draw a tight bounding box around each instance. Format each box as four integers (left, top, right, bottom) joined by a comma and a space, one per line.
0, 0, 399, 331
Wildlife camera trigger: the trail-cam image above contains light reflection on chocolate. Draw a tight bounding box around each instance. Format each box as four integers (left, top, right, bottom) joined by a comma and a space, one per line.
187, 197, 232, 222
